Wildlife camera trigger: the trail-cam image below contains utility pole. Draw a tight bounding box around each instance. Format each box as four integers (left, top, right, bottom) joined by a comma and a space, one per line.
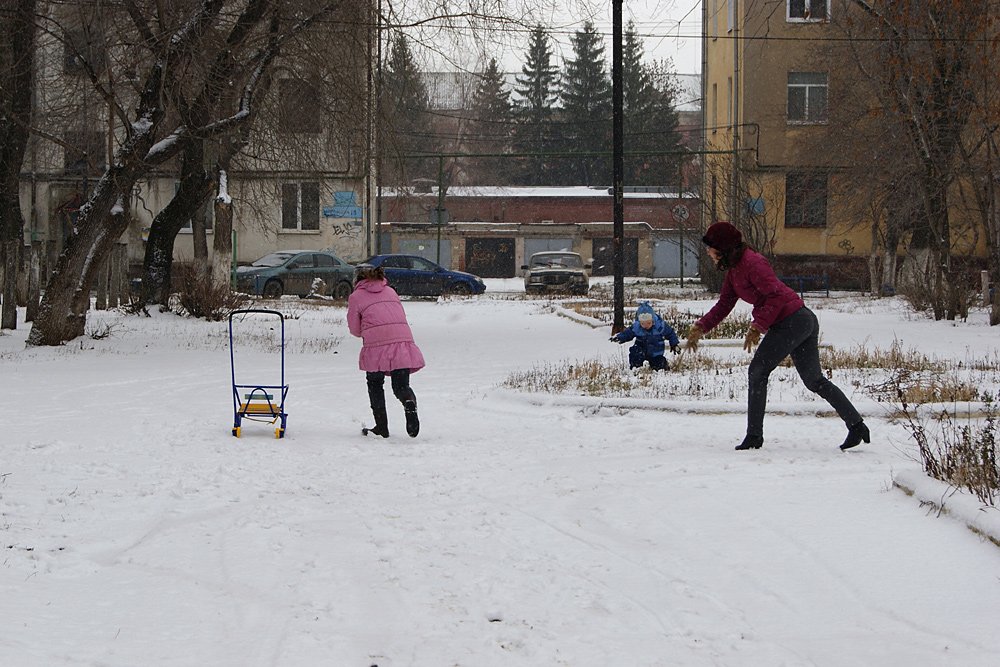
611, 0, 624, 333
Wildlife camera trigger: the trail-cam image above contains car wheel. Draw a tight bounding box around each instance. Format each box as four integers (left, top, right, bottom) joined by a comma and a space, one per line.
262, 280, 283, 298
445, 282, 472, 296
334, 281, 352, 300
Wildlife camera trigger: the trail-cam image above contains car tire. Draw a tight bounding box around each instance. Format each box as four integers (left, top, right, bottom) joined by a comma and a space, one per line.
334, 281, 352, 300
262, 280, 283, 298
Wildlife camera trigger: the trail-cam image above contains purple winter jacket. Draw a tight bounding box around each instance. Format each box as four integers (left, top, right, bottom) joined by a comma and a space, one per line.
696, 248, 804, 334
347, 278, 425, 373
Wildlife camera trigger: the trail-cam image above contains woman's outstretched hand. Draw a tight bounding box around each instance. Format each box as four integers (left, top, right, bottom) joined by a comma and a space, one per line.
686, 324, 704, 353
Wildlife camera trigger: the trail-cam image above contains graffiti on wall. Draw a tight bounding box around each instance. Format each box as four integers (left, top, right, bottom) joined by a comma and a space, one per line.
322, 191, 362, 220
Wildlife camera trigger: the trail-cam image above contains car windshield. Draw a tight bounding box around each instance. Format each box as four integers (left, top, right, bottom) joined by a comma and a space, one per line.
530, 254, 582, 269
251, 252, 295, 268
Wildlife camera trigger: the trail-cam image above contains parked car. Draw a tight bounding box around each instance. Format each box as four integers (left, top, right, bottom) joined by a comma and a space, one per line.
360, 254, 486, 297
236, 250, 355, 299
522, 251, 591, 295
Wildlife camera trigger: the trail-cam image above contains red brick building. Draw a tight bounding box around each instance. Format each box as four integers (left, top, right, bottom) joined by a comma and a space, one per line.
377, 186, 703, 278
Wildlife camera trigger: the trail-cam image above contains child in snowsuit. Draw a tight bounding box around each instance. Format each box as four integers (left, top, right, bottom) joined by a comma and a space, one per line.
611, 302, 680, 371
347, 265, 425, 438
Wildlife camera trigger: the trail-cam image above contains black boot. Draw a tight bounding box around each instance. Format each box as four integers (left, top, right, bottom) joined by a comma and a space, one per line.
840, 420, 870, 450
370, 410, 389, 438
367, 374, 390, 438
404, 399, 419, 438
735, 434, 763, 450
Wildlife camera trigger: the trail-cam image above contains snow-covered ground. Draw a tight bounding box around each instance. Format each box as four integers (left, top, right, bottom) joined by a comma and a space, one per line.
1, 281, 999, 666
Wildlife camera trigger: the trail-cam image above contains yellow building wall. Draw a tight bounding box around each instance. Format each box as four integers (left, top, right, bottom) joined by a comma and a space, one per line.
703, 1, 987, 261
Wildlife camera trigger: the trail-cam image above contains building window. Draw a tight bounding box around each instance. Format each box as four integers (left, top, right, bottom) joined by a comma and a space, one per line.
727, 77, 733, 127
788, 0, 828, 22
727, 0, 734, 32
63, 130, 105, 174
785, 172, 828, 228
278, 79, 322, 133
712, 0, 719, 38
281, 182, 320, 231
787, 72, 827, 123
64, 27, 107, 74
712, 83, 718, 134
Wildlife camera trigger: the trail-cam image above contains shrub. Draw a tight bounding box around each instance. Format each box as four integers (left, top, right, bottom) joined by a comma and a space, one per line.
174, 266, 248, 321
879, 372, 999, 506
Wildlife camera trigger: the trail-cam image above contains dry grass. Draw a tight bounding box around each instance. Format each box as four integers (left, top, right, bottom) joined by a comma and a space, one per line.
504, 339, 1000, 407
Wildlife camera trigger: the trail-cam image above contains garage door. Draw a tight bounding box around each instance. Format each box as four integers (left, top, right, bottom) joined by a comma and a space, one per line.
652, 235, 700, 278
465, 237, 515, 278
591, 237, 638, 276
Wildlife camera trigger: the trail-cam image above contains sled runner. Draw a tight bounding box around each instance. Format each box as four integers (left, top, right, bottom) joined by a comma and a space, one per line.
229, 309, 289, 438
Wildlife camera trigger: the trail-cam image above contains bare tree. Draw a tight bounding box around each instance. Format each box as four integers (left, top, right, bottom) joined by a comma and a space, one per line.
952, 53, 1000, 325
838, 0, 993, 319
27, 0, 345, 346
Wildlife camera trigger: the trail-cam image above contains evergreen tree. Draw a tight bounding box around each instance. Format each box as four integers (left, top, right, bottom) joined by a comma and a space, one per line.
645, 60, 684, 186
380, 33, 434, 186
512, 25, 560, 185
466, 58, 515, 184
623, 22, 683, 186
558, 21, 612, 185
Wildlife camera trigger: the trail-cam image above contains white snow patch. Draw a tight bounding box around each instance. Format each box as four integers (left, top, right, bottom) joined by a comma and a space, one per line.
2, 294, 1000, 665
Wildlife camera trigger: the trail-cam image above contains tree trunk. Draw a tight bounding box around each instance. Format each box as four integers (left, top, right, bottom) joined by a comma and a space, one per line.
898, 246, 932, 302
140, 145, 213, 305
1, 241, 17, 329
25, 243, 39, 322
867, 253, 881, 298
0, 0, 36, 331
192, 205, 209, 272
867, 222, 882, 296
95, 258, 109, 310
212, 194, 233, 287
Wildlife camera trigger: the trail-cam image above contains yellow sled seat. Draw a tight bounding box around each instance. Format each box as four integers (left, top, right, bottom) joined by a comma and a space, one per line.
240, 393, 280, 415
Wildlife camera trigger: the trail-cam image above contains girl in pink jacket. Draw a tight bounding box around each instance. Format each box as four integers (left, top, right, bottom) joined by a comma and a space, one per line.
687, 222, 869, 452
348, 265, 425, 438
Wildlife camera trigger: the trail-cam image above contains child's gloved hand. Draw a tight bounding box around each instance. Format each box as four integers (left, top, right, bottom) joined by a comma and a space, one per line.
743, 327, 762, 353
609, 336, 619, 343
670, 343, 680, 355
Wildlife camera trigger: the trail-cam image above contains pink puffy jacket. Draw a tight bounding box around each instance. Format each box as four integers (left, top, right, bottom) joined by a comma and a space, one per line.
347, 278, 425, 373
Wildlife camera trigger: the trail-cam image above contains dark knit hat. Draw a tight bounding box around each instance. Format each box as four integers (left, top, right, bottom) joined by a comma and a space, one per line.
702, 222, 743, 251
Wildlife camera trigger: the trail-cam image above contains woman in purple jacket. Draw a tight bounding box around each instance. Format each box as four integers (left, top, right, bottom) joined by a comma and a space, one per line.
348, 265, 425, 438
686, 222, 869, 452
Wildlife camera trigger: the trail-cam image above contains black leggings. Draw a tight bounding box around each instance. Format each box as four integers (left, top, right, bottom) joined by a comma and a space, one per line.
746, 307, 861, 438
366, 369, 416, 410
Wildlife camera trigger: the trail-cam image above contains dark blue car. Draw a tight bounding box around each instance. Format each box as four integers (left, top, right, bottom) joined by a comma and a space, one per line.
361, 254, 486, 297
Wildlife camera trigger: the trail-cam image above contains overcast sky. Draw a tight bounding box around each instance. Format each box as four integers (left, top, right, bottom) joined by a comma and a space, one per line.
409, 1, 703, 76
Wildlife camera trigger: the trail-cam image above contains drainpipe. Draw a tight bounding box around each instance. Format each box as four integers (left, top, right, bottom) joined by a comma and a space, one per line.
701, 0, 708, 230
436, 155, 444, 264
732, 0, 741, 227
